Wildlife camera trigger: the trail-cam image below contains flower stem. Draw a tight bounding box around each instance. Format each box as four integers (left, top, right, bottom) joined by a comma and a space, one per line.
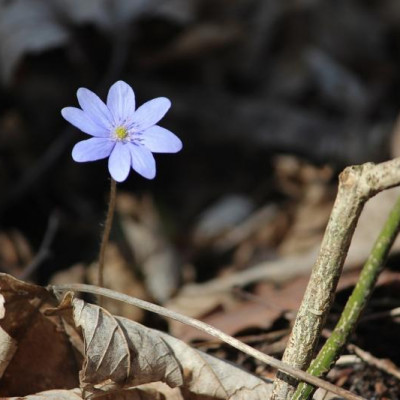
292, 194, 400, 400
98, 178, 117, 288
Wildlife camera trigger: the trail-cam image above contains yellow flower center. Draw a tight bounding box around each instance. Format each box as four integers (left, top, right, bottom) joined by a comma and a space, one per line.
115, 126, 128, 140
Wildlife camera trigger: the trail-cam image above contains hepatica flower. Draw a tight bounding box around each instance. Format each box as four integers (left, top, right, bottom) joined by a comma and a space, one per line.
61, 81, 182, 182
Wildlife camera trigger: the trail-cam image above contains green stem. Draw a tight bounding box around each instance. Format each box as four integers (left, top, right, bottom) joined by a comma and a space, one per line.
292, 195, 400, 400
98, 178, 117, 288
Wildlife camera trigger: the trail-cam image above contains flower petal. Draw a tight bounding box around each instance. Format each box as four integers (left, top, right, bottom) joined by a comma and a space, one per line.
108, 142, 131, 182
61, 107, 109, 137
72, 138, 115, 162
107, 80, 135, 124
141, 125, 182, 153
130, 97, 171, 131
77, 88, 113, 129
129, 144, 156, 179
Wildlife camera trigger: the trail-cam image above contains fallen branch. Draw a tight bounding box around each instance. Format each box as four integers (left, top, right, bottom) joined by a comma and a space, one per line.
348, 344, 400, 381
292, 193, 400, 399
272, 158, 400, 399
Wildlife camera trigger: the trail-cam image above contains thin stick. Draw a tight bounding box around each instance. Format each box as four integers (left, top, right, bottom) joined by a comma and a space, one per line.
292, 194, 400, 400
273, 158, 400, 399
348, 344, 400, 381
50, 283, 365, 400
98, 178, 117, 288
20, 210, 60, 280
360, 306, 400, 323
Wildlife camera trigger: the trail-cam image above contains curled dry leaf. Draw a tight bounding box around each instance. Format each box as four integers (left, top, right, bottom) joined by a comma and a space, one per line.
0, 293, 17, 379
0, 328, 17, 381
0, 273, 80, 396
0, 292, 5, 319
6, 388, 83, 400
59, 294, 272, 399
5, 384, 183, 400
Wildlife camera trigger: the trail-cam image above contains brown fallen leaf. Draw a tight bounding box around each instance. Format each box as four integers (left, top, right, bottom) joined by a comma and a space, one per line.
168, 268, 400, 343
55, 293, 272, 399
5, 384, 184, 400
166, 290, 234, 339
346, 186, 400, 265
87, 243, 149, 322
50, 264, 86, 287
0, 293, 17, 379
0, 273, 80, 396
6, 388, 83, 400
144, 23, 242, 65
173, 185, 400, 304
275, 156, 334, 257
0, 230, 33, 276
117, 194, 182, 303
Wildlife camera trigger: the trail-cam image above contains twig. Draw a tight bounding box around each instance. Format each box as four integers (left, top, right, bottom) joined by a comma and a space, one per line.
360, 306, 400, 323
98, 178, 117, 289
0, 133, 74, 217
179, 249, 318, 295
335, 355, 363, 367
191, 329, 290, 349
348, 344, 400, 381
50, 283, 366, 400
272, 158, 400, 399
292, 194, 400, 399
19, 210, 60, 280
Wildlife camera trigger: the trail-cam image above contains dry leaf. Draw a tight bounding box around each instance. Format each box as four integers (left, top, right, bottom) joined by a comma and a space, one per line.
5, 384, 183, 400
0, 326, 17, 380
0, 274, 272, 399
0, 0, 68, 82
277, 160, 334, 256
86, 243, 149, 322
145, 23, 242, 65
0, 230, 33, 276
193, 195, 255, 245
0, 0, 191, 82
0, 274, 80, 396
0, 293, 5, 319
118, 194, 181, 303
59, 294, 272, 399
346, 186, 400, 266
166, 290, 237, 341
50, 264, 86, 286
6, 388, 83, 400
0, 291, 17, 379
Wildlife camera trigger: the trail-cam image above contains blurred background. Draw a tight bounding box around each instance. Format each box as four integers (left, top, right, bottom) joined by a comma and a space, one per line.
2, 0, 400, 285
3, 0, 400, 396
2, 0, 400, 286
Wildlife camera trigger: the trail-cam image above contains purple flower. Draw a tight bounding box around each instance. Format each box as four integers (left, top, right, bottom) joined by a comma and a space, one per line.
61, 81, 182, 182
